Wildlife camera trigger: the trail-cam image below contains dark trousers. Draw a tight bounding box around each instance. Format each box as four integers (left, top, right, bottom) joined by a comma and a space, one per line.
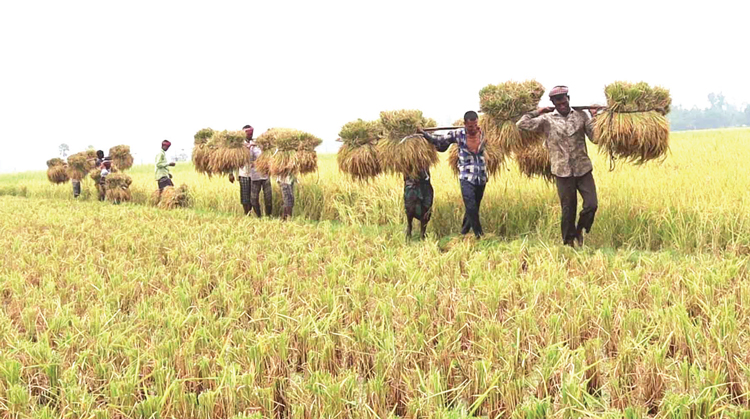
251, 178, 273, 217
555, 171, 598, 245
158, 176, 174, 191
98, 182, 106, 201
460, 180, 486, 237
72, 179, 81, 198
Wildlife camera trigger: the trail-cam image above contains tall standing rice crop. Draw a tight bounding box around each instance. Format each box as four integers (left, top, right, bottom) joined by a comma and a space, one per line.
594, 81, 671, 165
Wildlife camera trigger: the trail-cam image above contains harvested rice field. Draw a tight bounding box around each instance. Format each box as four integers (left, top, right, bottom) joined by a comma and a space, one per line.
2, 128, 750, 418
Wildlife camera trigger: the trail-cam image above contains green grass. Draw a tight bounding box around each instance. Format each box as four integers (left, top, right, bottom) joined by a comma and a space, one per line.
1, 128, 750, 418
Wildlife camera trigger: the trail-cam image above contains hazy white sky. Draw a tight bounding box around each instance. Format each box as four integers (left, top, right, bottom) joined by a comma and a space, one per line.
0, 0, 746, 173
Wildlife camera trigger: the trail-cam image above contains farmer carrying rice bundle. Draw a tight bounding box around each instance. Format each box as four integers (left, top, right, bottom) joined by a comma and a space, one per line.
517, 85, 601, 247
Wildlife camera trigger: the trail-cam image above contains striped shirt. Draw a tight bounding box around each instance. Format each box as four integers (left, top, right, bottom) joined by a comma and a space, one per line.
430, 129, 488, 185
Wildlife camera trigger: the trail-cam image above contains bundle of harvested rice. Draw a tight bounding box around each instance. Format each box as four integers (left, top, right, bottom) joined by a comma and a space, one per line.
47, 158, 65, 168
89, 168, 101, 183
515, 142, 553, 181
194, 128, 215, 144
90, 165, 118, 183
255, 128, 322, 177
296, 150, 318, 174
256, 128, 322, 152
105, 173, 132, 202
156, 184, 192, 209
109, 145, 134, 170
376, 110, 438, 177
207, 130, 251, 175
594, 81, 671, 165
66, 151, 96, 180
46, 158, 68, 184
337, 119, 382, 180
254, 153, 272, 177
337, 143, 380, 181
192, 128, 215, 174
479, 80, 546, 153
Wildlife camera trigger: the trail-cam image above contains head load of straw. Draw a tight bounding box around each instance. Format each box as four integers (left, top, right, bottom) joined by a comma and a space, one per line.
46, 158, 68, 184
254, 128, 322, 177
479, 80, 546, 153
594, 81, 671, 165
109, 145, 134, 171
66, 151, 97, 180
104, 173, 133, 202
206, 130, 251, 175
515, 141, 553, 182
376, 110, 438, 178
337, 119, 382, 181
153, 184, 192, 209
192, 128, 215, 175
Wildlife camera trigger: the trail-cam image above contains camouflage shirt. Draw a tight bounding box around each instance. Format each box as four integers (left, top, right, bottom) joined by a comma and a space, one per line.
517, 109, 597, 178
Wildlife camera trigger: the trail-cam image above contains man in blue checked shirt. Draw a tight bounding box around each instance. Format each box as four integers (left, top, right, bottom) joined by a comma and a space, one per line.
419, 111, 488, 238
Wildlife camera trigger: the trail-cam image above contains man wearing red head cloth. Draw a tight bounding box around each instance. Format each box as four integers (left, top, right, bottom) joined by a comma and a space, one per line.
155, 139, 176, 190
517, 86, 601, 247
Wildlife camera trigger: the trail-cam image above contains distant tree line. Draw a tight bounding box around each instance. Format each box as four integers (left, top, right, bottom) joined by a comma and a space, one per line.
669, 93, 750, 131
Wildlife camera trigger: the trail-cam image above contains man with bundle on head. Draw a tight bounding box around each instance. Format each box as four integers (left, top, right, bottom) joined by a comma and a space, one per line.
93, 150, 105, 198
155, 139, 176, 191
517, 86, 600, 247
228, 125, 273, 217
99, 158, 112, 201
419, 111, 488, 238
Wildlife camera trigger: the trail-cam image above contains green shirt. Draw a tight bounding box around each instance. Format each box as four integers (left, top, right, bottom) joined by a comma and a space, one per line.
155, 149, 170, 180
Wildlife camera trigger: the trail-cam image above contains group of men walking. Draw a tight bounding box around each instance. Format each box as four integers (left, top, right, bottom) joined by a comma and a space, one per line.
150, 86, 599, 247
418, 85, 600, 247
156, 125, 295, 220
71, 150, 112, 201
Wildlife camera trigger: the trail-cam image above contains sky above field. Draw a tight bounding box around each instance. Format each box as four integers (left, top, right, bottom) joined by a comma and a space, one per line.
0, 0, 746, 173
